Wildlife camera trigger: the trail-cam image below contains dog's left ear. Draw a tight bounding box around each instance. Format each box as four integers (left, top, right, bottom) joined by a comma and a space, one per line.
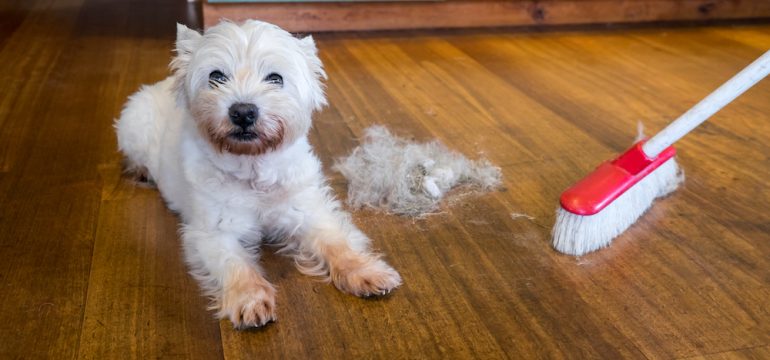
171, 24, 203, 105
171, 23, 202, 75
298, 35, 328, 111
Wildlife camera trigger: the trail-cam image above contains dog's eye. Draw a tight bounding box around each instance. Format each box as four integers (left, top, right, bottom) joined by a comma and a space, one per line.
208, 70, 228, 87
264, 73, 283, 86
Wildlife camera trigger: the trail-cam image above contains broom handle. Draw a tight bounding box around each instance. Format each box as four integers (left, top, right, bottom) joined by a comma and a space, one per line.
643, 49, 770, 158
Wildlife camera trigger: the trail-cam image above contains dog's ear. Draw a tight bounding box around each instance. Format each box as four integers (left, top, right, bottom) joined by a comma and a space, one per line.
176, 23, 202, 54
298, 36, 328, 111
171, 24, 202, 105
170, 23, 202, 74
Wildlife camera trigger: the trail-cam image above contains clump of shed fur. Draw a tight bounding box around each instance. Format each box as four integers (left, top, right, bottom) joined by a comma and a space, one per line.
334, 126, 502, 216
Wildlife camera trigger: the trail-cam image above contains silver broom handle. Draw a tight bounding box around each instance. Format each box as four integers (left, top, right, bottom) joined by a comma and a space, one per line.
643, 50, 770, 158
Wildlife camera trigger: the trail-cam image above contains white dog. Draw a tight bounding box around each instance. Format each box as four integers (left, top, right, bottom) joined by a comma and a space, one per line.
115, 20, 401, 329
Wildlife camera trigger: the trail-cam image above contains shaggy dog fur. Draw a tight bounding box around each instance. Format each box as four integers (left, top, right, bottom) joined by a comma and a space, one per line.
334, 126, 502, 216
115, 20, 401, 329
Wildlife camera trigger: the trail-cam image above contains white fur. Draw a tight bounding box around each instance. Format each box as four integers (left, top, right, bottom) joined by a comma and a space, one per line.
116, 20, 400, 329
334, 125, 502, 216
552, 156, 685, 256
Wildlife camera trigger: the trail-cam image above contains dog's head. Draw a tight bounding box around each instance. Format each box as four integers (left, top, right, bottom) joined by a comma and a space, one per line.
171, 20, 327, 156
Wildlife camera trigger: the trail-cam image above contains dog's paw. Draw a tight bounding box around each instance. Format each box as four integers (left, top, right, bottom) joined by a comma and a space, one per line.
332, 257, 402, 297
220, 270, 277, 329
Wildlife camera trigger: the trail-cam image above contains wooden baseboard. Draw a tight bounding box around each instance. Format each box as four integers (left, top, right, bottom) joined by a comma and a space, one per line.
202, 0, 770, 32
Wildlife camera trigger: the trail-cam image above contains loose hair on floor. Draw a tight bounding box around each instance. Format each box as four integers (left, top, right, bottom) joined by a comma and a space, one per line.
334, 126, 502, 216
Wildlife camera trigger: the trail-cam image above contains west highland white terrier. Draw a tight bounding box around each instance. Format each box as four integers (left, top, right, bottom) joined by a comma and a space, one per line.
115, 20, 401, 329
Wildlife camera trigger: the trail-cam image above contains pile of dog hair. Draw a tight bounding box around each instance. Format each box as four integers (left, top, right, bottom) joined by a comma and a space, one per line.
334, 126, 502, 216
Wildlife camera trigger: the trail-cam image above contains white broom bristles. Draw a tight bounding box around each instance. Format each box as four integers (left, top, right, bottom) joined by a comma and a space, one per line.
552, 157, 685, 256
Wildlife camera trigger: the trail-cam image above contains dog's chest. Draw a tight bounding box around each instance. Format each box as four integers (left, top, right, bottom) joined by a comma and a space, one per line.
216, 172, 295, 209
197, 171, 299, 234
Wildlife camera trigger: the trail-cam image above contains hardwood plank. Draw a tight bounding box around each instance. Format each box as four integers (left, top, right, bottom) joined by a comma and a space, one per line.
0, 183, 100, 359
0, 2, 101, 358
0, 0, 84, 172
320, 35, 606, 165
708, 26, 770, 50
203, 0, 770, 32
691, 345, 770, 360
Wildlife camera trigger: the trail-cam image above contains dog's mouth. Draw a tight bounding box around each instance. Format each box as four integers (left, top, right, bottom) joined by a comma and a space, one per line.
229, 130, 259, 142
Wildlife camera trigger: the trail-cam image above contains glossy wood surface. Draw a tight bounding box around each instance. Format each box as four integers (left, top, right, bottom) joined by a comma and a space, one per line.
1, 1, 769, 359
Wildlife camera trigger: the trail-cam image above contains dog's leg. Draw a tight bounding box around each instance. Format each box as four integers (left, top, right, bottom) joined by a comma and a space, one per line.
290, 201, 402, 297
181, 228, 276, 329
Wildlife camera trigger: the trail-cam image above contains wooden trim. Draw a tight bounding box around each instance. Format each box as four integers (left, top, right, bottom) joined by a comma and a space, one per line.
202, 0, 770, 32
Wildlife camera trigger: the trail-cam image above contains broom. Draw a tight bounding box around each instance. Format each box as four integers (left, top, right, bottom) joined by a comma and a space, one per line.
552, 49, 770, 256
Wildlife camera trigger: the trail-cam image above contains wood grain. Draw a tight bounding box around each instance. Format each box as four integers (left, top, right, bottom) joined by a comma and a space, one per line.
1, 0, 769, 359
202, 0, 770, 32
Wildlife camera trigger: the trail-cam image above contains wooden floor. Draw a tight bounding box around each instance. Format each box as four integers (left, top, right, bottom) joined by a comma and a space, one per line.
2, 1, 769, 359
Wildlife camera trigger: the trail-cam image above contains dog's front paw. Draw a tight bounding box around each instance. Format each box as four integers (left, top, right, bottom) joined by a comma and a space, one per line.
220, 269, 277, 329
332, 257, 402, 297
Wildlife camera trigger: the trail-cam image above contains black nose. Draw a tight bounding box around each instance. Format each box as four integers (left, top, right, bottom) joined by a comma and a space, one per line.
228, 103, 258, 128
